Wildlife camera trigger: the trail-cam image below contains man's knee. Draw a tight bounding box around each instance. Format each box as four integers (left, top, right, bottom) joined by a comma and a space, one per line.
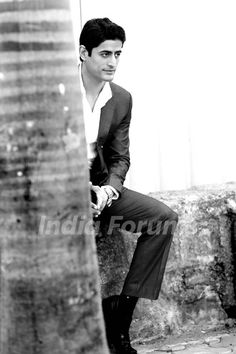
168, 210, 178, 223
155, 205, 178, 223
161, 209, 178, 235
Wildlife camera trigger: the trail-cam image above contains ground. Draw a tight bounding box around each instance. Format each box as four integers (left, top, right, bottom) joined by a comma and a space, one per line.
133, 323, 236, 353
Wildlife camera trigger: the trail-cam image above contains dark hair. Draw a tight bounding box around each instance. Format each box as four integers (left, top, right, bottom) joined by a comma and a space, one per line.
79, 17, 126, 56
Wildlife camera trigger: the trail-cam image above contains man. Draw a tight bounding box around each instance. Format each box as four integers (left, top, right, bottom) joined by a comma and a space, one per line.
79, 18, 178, 354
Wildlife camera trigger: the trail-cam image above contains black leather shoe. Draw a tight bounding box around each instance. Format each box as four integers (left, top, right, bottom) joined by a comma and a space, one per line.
116, 332, 137, 354
102, 296, 137, 354
102, 296, 120, 353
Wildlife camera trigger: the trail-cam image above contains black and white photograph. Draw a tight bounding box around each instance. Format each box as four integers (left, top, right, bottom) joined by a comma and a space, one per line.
0, 0, 236, 353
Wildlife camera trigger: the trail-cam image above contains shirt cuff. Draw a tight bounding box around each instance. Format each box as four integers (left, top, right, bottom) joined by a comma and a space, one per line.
101, 185, 119, 207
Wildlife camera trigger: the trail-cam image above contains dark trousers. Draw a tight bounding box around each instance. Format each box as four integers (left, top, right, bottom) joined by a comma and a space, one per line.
101, 187, 178, 300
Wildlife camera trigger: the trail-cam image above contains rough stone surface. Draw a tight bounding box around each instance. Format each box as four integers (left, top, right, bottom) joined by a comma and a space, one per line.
133, 326, 236, 353
96, 183, 236, 341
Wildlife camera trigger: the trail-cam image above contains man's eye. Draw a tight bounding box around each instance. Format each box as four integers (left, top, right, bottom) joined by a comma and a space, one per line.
101, 53, 108, 57
115, 53, 121, 58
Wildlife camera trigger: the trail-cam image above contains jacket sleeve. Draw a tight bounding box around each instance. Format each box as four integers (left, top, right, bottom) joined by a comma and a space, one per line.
103, 94, 132, 194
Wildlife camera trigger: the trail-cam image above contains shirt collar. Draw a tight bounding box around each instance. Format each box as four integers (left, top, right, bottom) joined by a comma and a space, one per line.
78, 64, 112, 110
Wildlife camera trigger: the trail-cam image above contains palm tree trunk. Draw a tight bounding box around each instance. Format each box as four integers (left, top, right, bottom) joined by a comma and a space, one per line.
0, 1, 108, 353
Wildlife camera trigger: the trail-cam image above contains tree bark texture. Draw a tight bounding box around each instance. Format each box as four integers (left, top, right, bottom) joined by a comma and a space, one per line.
0, 1, 108, 353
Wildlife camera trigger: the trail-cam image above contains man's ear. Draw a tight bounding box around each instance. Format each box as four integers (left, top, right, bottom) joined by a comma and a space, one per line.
79, 45, 88, 61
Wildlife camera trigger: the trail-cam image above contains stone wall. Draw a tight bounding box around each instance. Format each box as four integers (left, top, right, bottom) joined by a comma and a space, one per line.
96, 183, 236, 340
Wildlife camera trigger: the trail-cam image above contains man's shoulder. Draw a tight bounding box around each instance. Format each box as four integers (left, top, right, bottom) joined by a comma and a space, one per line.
110, 82, 131, 100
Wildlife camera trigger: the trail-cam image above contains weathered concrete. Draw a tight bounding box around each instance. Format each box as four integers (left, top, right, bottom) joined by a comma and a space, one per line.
97, 183, 236, 341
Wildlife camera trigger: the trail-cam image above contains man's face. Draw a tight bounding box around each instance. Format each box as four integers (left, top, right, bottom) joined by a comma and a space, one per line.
83, 39, 123, 83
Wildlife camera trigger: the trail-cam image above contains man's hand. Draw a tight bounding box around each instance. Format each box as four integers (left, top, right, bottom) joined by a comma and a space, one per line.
90, 183, 108, 217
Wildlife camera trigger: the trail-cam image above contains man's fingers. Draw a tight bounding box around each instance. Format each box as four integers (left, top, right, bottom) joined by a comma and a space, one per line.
90, 184, 100, 193
96, 194, 103, 210
91, 202, 98, 209
91, 202, 101, 217
97, 190, 108, 211
90, 184, 108, 212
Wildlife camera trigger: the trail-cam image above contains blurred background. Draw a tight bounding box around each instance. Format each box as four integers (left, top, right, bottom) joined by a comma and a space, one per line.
70, 0, 236, 193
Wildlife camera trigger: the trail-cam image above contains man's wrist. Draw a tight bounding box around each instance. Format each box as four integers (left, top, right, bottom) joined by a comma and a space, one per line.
101, 185, 115, 207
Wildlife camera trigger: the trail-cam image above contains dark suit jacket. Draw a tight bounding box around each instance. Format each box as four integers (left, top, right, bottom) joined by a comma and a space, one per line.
90, 82, 132, 194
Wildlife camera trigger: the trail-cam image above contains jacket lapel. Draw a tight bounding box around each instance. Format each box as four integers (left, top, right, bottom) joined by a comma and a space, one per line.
97, 96, 115, 145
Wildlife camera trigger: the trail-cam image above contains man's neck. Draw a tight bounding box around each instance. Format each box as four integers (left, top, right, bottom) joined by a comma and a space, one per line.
81, 64, 105, 110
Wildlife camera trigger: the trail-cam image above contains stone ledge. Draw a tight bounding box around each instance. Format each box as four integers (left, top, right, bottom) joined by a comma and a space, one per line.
96, 183, 236, 340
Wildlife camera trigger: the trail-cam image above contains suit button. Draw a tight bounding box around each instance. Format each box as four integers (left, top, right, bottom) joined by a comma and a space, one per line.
100, 145, 103, 149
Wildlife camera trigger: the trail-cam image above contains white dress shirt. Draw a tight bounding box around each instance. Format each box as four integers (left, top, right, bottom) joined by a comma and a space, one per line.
79, 64, 112, 164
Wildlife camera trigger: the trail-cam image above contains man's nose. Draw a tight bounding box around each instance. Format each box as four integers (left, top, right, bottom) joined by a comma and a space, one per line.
108, 54, 117, 66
